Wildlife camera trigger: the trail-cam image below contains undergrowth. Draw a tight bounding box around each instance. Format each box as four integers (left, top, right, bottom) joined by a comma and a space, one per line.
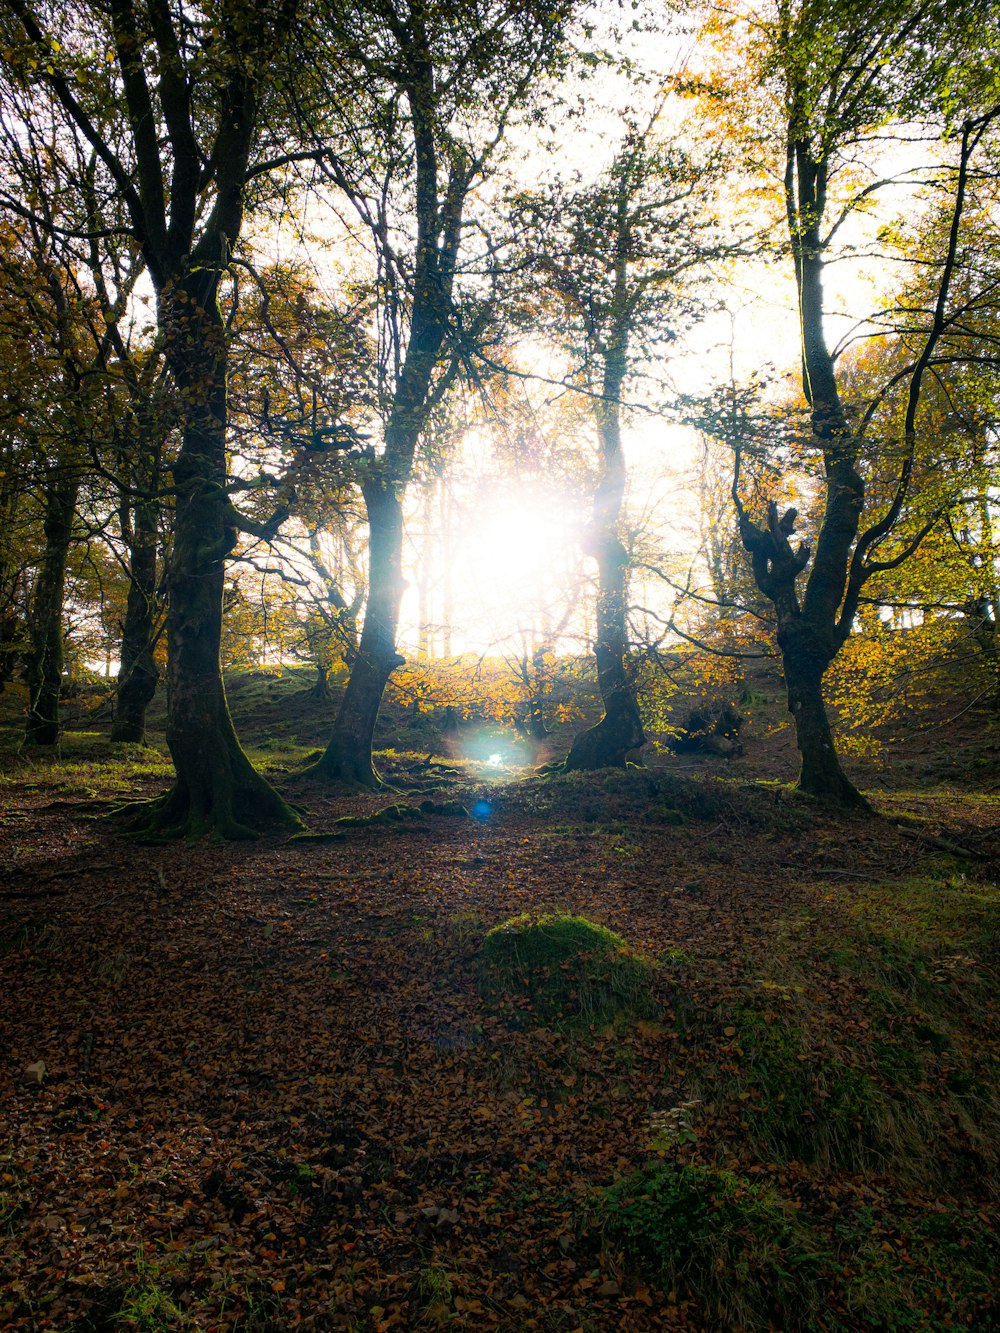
477, 912, 656, 1028
598, 1162, 820, 1331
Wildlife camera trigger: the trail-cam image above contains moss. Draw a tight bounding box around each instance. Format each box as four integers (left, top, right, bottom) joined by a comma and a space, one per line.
477, 912, 656, 1028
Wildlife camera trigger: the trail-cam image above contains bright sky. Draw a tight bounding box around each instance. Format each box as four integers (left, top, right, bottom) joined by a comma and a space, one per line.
232, 8, 945, 665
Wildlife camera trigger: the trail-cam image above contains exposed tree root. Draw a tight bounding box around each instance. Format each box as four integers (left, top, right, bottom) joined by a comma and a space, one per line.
120, 772, 303, 842
793, 780, 873, 815
289, 800, 469, 843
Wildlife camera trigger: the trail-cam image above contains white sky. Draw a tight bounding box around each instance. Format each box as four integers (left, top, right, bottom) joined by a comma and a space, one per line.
227, 7, 945, 664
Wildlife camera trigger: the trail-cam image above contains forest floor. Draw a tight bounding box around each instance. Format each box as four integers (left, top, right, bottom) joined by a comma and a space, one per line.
1, 670, 999, 1331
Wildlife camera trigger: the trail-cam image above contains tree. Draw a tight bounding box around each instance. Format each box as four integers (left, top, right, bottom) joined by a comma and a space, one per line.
707, 0, 1000, 806
2, 0, 306, 834
225, 261, 374, 698
0, 72, 178, 746
0, 212, 117, 744
515, 111, 720, 768
0, 225, 47, 693
302, 0, 571, 785
104, 353, 174, 743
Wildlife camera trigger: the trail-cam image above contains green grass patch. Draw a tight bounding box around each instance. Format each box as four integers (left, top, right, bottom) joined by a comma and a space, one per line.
0, 736, 174, 790
598, 1162, 820, 1331
477, 912, 656, 1028
714, 1004, 893, 1170
598, 1165, 999, 1331
827, 1205, 1000, 1331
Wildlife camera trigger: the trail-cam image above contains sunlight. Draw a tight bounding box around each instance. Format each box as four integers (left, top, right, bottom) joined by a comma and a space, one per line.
404, 482, 588, 657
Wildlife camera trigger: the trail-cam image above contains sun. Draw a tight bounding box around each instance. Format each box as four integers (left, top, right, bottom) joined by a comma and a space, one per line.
404, 484, 587, 656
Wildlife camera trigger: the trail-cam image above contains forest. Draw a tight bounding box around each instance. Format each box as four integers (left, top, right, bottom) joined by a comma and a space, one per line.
0, 0, 999, 1328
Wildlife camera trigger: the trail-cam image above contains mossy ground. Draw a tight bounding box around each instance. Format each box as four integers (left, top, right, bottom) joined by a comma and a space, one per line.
478, 912, 657, 1029
1, 666, 998, 1329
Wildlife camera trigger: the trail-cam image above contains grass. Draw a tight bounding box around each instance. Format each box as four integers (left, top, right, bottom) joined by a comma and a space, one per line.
828, 1205, 1000, 1331
599, 1163, 999, 1331
0, 732, 174, 789
477, 912, 657, 1029
692, 980, 998, 1187
708, 870, 1000, 1187
598, 1162, 820, 1332
413, 1264, 454, 1326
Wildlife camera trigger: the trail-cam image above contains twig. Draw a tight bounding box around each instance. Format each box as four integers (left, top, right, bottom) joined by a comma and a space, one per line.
893, 825, 989, 861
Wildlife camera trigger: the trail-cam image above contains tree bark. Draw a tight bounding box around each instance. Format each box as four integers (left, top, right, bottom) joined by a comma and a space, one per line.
111, 481, 160, 743
564, 532, 645, 769
139, 289, 300, 836
24, 464, 78, 745
517, 648, 551, 741
778, 623, 865, 806
306, 476, 406, 785
303, 16, 474, 786
0, 479, 23, 691
7, 0, 301, 834
309, 664, 332, 701
563, 279, 644, 770
735, 129, 868, 809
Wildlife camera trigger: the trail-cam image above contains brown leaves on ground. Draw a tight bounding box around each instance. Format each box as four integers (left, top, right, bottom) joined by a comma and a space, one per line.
0, 762, 998, 1330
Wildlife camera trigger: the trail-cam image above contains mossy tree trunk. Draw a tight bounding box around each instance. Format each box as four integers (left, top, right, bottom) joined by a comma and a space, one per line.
145, 280, 300, 836
24, 463, 78, 745
111, 427, 163, 743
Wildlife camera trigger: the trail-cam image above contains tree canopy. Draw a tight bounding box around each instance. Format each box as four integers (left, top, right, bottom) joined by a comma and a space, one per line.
0, 0, 998, 824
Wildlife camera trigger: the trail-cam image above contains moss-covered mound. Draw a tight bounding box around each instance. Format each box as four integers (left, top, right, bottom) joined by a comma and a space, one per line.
497, 766, 810, 832
478, 912, 656, 1028
599, 1162, 815, 1332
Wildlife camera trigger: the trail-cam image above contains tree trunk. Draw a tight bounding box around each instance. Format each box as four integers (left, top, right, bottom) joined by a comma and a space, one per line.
967, 598, 1000, 707
564, 533, 645, 769
24, 465, 78, 745
781, 647, 866, 807
563, 316, 645, 770
736, 133, 867, 809
309, 664, 332, 701
111, 488, 160, 744
305, 477, 405, 785
0, 481, 22, 691
137, 292, 300, 837
519, 648, 550, 741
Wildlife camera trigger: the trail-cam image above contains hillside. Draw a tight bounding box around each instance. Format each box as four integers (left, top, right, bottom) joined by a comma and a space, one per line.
0, 666, 998, 1330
